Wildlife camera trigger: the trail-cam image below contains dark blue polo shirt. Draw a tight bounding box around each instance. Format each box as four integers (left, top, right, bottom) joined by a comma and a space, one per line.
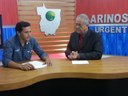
2, 35, 47, 67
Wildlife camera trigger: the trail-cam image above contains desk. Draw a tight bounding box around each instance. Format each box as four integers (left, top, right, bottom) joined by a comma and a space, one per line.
0, 56, 128, 91
0, 55, 128, 92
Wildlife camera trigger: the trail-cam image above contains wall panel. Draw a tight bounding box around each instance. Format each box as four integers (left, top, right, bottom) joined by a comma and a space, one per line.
17, 0, 76, 54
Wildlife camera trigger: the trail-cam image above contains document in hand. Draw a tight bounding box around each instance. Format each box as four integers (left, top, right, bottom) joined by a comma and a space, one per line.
72, 60, 89, 65
22, 61, 47, 69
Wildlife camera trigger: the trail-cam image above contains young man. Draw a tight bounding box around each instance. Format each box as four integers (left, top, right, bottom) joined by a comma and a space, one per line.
65, 14, 103, 60
2, 21, 51, 70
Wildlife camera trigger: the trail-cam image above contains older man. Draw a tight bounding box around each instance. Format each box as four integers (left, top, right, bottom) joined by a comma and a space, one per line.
65, 14, 103, 60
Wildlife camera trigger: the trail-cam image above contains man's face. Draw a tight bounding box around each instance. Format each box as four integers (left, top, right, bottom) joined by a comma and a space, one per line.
75, 18, 87, 35
19, 26, 31, 42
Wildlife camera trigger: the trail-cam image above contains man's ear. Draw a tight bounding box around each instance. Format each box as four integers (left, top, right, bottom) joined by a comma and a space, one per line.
83, 25, 88, 31
17, 31, 20, 36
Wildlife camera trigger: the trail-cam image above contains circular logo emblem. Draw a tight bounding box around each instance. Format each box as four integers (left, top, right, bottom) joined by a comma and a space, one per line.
46, 11, 55, 21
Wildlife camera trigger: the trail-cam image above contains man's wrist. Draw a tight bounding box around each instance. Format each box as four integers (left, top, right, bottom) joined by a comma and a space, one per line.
77, 53, 80, 59
42, 56, 48, 61
19, 64, 23, 70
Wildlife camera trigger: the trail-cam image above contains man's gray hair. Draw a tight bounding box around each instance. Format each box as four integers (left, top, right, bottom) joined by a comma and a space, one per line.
76, 14, 90, 25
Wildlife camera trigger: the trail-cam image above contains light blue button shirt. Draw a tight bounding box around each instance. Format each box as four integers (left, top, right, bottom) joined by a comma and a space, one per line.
2, 35, 48, 67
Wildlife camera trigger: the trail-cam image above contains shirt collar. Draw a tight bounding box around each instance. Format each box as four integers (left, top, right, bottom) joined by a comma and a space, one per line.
79, 29, 88, 38
15, 35, 30, 46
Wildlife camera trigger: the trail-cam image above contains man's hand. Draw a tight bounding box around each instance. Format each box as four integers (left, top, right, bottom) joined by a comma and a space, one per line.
42, 56, 52, 66
68, 51, 79, 60
8, 61, 34, 71
20, 64, 34, 71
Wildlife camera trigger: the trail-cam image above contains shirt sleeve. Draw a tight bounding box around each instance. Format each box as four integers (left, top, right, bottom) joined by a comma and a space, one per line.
32, 37, 48, 59
2, 42, 13, 67
65, 34, 73, 59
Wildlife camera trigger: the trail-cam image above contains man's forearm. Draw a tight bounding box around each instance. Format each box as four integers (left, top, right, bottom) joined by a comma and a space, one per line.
8, 61, 21, 69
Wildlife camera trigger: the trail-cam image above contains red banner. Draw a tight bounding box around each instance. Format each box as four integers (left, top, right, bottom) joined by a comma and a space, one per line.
76, 0, 128, 24
0, 0, 18, 25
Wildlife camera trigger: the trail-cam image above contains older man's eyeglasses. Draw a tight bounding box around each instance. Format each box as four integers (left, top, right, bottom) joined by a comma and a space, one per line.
76, 23, 84, 28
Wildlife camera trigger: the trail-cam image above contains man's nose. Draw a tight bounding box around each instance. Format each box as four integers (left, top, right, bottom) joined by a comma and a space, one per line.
76, 25, 79, 28
28, 32, 31, 36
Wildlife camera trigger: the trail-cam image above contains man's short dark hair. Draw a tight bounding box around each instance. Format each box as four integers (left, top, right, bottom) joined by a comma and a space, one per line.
15, 21, 31, 33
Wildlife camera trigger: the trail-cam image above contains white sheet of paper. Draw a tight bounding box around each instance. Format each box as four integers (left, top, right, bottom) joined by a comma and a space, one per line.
22, 61, 47, 69
72, 60, 89, 65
